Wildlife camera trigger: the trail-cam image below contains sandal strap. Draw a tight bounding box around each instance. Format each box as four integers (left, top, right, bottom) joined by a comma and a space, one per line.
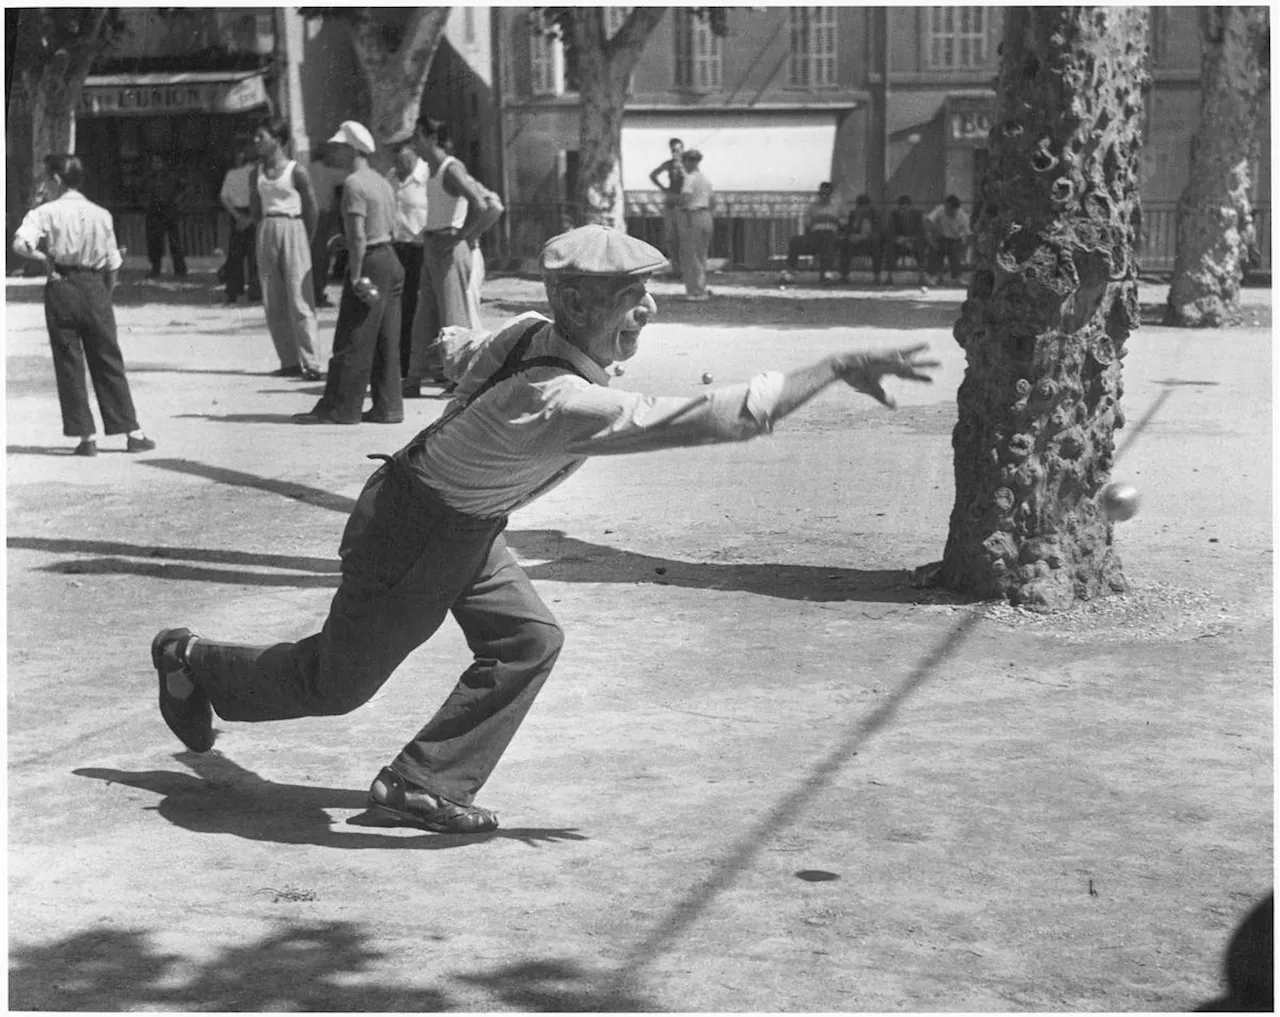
369, 768, 498, 833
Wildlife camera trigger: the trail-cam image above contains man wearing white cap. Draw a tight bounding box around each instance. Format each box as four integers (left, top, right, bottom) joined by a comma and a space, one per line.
150, 225, 937, 836
295, 121, 405, 425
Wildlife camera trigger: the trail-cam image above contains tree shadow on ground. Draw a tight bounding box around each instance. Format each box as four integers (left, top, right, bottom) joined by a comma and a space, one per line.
11, 531, 944, 606
74, 752, 588, 851
9, 921, 652, 1011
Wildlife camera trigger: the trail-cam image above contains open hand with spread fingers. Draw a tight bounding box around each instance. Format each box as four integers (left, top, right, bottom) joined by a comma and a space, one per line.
835, 343, 941, 408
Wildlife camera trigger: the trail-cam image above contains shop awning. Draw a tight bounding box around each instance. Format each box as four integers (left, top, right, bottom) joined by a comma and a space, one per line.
80, 69, 270, 117
621, 110, 841, 193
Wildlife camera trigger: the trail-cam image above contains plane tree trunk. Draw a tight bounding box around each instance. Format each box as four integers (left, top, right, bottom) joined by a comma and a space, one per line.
1164, 7, 1269, 328
934, 7, 1150, 612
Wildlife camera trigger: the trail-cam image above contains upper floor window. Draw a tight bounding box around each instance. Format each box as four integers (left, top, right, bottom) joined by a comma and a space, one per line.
788, 8, 838, 88
529, 25, 579, 96
674, 9, 723, 90
530, 30, 563, 95
926, 7, 988, 69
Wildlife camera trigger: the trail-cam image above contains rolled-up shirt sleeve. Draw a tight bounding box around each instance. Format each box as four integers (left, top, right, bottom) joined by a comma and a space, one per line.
531, 371, 787, 457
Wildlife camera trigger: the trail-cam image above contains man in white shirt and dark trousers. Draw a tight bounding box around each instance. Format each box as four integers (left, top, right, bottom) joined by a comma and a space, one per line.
12, 154, 156, 456
218, 145, 262, 305
387, 139, 429, 386
149, 225, 936, 835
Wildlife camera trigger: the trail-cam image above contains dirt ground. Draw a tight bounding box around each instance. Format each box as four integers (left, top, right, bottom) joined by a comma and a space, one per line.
6, 262, 1272, 1012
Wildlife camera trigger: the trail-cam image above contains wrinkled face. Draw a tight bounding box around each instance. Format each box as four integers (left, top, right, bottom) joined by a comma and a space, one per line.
572, 277, 658, 368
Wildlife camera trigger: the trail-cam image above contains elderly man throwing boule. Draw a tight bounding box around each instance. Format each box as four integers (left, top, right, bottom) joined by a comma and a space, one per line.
149, 224, 938, 835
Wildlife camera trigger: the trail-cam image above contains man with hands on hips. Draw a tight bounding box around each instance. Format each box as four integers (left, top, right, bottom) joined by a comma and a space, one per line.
149, 225, 937, 836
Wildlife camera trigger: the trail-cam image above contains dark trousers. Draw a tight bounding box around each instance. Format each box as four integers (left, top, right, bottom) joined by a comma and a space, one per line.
225, 218, 261, 300
840, 235, 882, 278
145, 208, 187, 276
312, 208, 340, 301
393, 242, 425, 379
928, 237, 967, 280
317, 245, 405, 423
43, 271, 140, 437
884, 236, 928, 279
786, 230, 838, 273
187, 464, 564, 806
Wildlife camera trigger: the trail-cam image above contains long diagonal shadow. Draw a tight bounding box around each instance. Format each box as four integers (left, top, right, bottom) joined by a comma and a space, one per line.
601, 610, 981, 997
138, 458, 358, 514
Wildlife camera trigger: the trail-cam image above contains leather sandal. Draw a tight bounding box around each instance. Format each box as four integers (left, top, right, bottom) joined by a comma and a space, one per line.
152, 628, 215, 753
367, 767, 499, 834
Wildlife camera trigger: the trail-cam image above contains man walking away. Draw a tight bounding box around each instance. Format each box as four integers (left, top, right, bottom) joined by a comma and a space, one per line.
219, 146, 262, 305
387, 138, 429, 386
294, 122, 405, 426
648, 137, 686, 279
141, 154, 188, 279
678, 149, 715, 301
149, 224, 937, 835
12, 154, 157, 456
402, 116, 504, 399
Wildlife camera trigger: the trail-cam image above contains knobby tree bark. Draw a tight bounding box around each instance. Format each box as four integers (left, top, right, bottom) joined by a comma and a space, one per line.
1164, 7, 1269, 327
12, 9, 120, 204
934, 7, 1150, 611
568, 8, 668, 229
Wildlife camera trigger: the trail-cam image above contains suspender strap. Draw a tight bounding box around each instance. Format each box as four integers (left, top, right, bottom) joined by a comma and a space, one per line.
367, 319, 586, 466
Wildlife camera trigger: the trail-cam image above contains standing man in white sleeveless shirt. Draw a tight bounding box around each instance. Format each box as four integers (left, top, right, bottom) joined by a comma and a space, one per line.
402, 116, 504, 398
250, 117, 323, 381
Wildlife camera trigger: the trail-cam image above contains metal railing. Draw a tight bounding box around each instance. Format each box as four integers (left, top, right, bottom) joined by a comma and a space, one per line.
26, 196, 1259, 279
499, 194, 1272, 278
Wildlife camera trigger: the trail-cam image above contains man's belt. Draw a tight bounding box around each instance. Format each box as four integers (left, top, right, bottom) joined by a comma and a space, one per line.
423, 227, 462, 238
265, 212, 301, 219
52, 263, 103, 274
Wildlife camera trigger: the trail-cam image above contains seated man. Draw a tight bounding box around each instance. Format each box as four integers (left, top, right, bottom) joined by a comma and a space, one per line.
884, 194, 928, 286
780, 182, 845, 284
839, 194, 882, 285
924, 194, 972, 286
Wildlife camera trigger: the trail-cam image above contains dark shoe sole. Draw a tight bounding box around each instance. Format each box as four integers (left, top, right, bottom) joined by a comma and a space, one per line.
152, 628, 215, 753
361, 415, 405, 424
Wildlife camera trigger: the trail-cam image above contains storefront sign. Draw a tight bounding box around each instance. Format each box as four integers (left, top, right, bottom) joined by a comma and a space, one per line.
81, 74, 268, 116
947, 97, 996, 147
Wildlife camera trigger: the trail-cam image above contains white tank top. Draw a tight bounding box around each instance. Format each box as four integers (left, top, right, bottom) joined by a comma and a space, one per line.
425, 156, 468, 231
257, 159, 302, 216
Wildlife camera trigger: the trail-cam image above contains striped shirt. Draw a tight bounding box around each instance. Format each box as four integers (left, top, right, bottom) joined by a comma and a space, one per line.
408, 314, 786, 518
13, 190, 123, 272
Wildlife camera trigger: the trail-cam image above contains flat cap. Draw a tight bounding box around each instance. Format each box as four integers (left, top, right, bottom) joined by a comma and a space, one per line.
327, 120, 376, 155
540, 224, 668, 277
